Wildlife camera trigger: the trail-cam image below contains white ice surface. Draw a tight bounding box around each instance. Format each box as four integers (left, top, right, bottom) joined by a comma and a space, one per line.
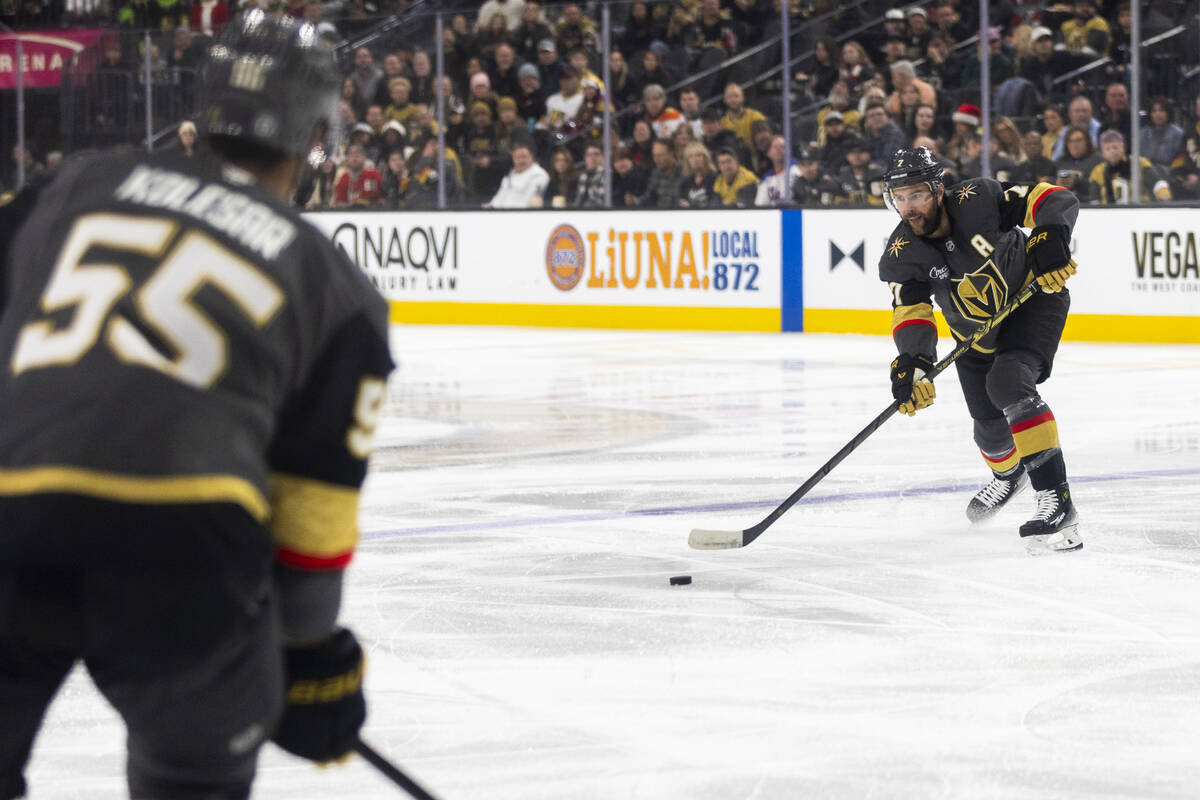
26, 325, 1200, 799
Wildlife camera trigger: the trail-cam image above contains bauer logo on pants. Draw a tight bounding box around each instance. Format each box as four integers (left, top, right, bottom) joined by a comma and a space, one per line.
546, 224, 586, 291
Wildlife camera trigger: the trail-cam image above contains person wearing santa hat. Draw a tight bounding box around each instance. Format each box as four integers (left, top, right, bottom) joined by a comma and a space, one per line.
944, 103, 981, 171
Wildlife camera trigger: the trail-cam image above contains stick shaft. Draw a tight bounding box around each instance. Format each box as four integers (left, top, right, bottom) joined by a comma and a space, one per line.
354, 738, 440, 800
736, 282, 1040, 547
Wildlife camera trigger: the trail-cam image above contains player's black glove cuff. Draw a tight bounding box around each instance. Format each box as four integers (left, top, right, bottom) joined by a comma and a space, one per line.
272, 627, 367, 763
890, 353, 935, 402
1025, 224, 1072, 276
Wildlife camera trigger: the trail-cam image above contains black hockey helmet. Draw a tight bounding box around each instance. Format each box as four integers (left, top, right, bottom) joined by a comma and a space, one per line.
882, 145, 944, 209
199, 11, 341, 164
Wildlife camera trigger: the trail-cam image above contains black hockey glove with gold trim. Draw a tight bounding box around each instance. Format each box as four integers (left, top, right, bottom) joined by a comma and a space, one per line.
890, 353, 936, 416
273, 627, 366, 763
1025, 224, 1076, 293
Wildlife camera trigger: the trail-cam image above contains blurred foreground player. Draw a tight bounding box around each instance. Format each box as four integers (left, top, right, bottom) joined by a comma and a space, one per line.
878, 146, 1082, 554
0, 12, 392, 798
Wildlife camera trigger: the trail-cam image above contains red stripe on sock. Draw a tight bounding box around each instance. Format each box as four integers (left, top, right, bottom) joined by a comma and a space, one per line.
982, 447, 1017, 464
1010, 411, 1055, 434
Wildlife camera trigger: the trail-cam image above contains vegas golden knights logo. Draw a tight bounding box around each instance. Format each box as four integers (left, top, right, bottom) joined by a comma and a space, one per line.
950, 259, 1007, 321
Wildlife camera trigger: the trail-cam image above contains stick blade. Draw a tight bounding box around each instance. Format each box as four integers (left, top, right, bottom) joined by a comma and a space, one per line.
688, 528, 746, 550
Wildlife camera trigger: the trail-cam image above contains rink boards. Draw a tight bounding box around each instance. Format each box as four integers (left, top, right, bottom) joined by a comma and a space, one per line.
305, 206, 1200, 343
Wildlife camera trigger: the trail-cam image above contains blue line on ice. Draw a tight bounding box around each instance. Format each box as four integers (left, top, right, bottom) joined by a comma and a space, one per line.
360, 466, 1200, 540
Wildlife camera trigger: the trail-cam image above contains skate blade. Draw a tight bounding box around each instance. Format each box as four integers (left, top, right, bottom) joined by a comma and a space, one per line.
1024, 524, 1083, 556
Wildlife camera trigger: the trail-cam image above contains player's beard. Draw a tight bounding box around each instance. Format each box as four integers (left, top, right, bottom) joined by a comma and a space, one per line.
905, 201, 941, 237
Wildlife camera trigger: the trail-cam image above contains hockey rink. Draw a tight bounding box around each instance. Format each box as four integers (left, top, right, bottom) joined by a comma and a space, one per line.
26, 324, 1200, 799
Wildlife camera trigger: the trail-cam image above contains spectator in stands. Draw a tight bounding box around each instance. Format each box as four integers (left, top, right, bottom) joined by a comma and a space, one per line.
817, 82, 861, 139
754, 135, 800, 207
701, 108, 742, 162
575, 142, 607, 208
1020, 26, 1074, 103
516, 63, 546, 125
792, 147, 840, 207
542, 66, 582, 134
636, 139, 683, 208
1054, 124, 1101, 202
866, 8, 908, 62
463, 103, 504, 201
1042, 103, 1067, 159
885, 60, 937, 117
905, 7, 933, 61
468, 72, 499, 117
609, 51, 640, 111
749, 120, 775, 176
513, 1, 551, 62
361, 105, 387, 162
496, 97, 532, 151
679, 87, 704, 137
477, 0, 525, 33
991, 115, 1028, 165
893, 84, 924, 140
177, 120, 196, 157
643, 84, 684, 140
909, 104, 940, 148
819, 111, 863, 175
410, 51, 435, 105
961, 27, 1012, 90
1066, 94, 1101, 147
1098, 82, 1131, 142
943, 102, 978, 169
862, 101, 906, 165
912, 135, 959, 182
664, 3, 701, 59
931, 1, 970, 45
838, 41, 875, 99
697, 0, 744, 56
1013, 130, 1057, 184
373, 53, 407, 108
796, 37, 841, 102
556, 4, 598, 57
1089, 129, 1172, 203
380, 149, 407, 208
613, 147, 649, 207
334, 144, 383, 207
189, 0, 228, 36
837, 141, 885, 206
628, 120, 656, 169
380, 120, 406, 160
619, 2, 665, 57
490, 44, 522, 100
918, 33, 953, 91
479, 13, 513, 62
881, 34, 908, 68
1061, 0, 1109, 57
672, 123, 698, 158
633, 49, 671, 101
406, 134, 464, 208
721, 82, 767, 152
712, 148, 759, 207
730, 0, 770, 46
349, 48, 384, 109
384, 77, 416, 127
342, 77, 368, 121
679, 142, 718, 208
542, 147, 578, 208
536, 39, 563, 96
1140, 97, 1184, 172
488, 142, 548, 207
566, 48, 602, 90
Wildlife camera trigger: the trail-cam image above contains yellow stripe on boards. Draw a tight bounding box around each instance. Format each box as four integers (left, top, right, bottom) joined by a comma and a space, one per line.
0, 466, 269, 520
388, 301, 780, 332
805, 309, 1200, 344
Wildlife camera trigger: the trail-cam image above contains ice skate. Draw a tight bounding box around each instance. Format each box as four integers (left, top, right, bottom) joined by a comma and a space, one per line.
966, 468, 1027, 523
1020, 483, 1082, 554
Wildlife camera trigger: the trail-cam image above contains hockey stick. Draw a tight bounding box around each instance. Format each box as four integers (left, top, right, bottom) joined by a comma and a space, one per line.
354, 738, 440, 799
689, 281, 1042, 550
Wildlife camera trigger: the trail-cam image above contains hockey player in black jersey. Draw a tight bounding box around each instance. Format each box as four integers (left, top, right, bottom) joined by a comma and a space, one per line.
0, 13, 393, 799
878, 146, 1082, 554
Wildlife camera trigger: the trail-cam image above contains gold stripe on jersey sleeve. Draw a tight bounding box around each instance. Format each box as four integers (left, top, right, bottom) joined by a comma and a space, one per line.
1023, 183, 1063, 228
892, 303, 936, 328
0, 467, 269, 520
269, 472, 360, 559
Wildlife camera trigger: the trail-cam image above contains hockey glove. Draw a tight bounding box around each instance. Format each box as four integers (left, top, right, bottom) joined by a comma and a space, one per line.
890, 353, 936, 416
1025, 224, 1076, 293
272, 627, 366, 763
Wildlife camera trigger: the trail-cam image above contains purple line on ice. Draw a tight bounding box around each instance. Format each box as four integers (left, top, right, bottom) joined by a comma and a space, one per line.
360, 466, 1200, 540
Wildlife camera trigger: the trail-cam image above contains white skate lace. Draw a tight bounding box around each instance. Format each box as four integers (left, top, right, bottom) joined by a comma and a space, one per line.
978, 477, 1015, 507
1031, 489, 1060, 521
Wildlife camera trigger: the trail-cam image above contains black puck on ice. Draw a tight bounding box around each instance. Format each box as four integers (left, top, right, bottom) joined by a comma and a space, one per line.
669, 575, 692, 586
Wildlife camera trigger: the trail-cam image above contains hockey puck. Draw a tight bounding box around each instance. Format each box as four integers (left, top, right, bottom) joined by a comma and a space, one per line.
669, 575, 692, 586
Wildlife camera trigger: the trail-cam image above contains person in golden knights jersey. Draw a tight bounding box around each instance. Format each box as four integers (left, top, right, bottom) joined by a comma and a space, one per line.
879, 146, 1083, 554
0, 13, 393, 798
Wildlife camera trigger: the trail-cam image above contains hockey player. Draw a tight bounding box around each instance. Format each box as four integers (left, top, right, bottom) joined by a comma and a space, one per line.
878, 146, 1082, 554
0, 12, 392, 798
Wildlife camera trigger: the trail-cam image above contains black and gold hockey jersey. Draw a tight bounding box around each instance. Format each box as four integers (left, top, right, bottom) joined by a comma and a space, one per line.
878, 178, 1079, 356
0, 151, 393, 570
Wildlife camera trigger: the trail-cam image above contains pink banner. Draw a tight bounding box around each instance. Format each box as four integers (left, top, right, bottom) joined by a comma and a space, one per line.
0, 30, 106, 89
